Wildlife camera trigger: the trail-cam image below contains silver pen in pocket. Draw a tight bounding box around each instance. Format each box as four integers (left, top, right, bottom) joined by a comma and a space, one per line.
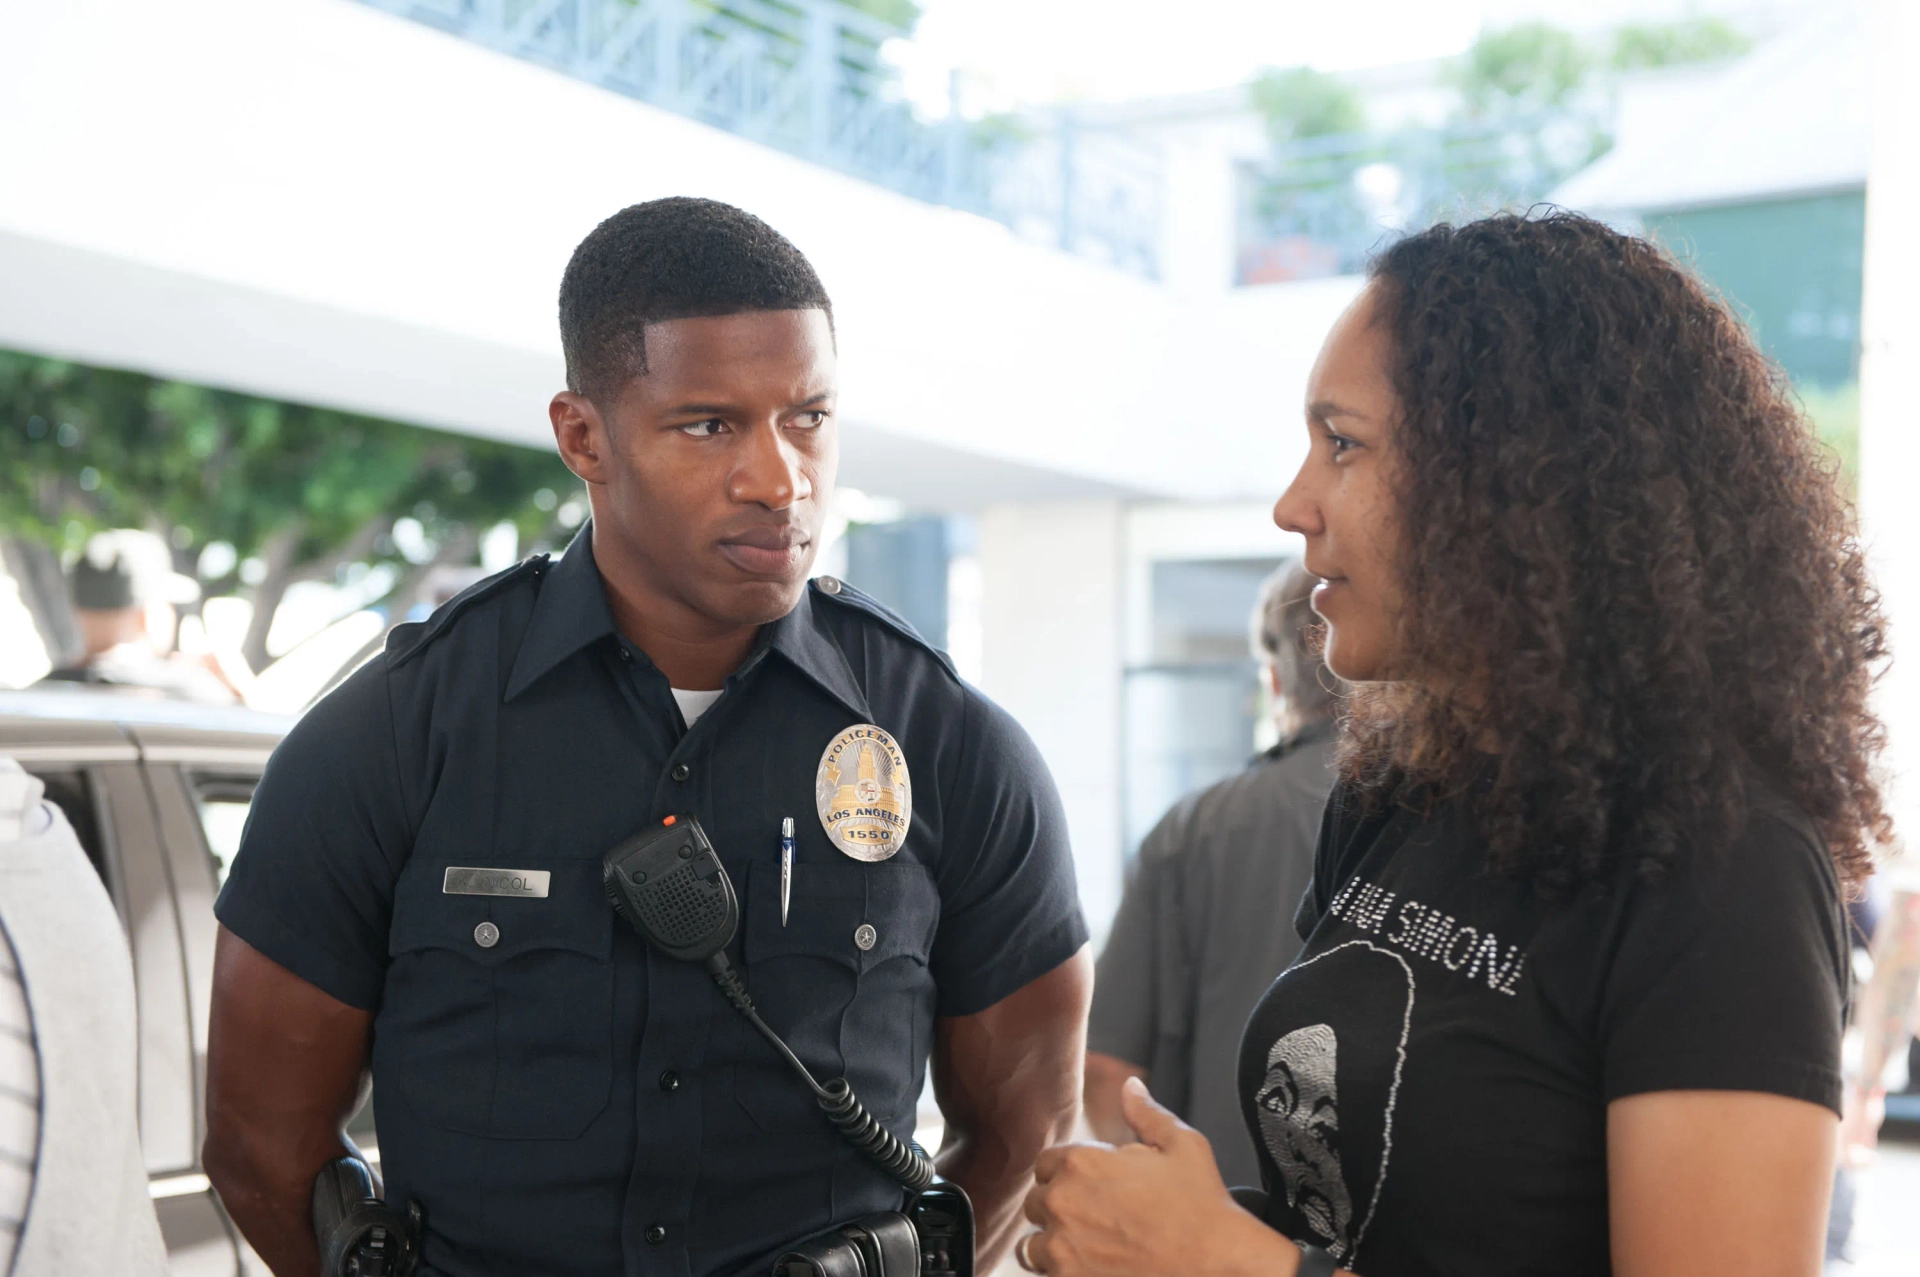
781, 816, 794, 927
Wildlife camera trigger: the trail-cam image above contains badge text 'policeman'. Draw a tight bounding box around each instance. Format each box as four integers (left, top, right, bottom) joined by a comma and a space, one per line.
815, 724, 912, 862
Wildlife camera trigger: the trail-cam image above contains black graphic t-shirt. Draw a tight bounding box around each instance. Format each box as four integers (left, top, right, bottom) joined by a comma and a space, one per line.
1238, 777, 1848, 1276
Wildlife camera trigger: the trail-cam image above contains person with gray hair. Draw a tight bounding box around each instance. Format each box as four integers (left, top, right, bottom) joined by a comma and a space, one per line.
1083, 561, 1341, 1188
1252, 561, 1339, 733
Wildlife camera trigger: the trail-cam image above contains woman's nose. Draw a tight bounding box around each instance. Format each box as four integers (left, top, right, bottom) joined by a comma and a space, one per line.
1273, 467, 1321, 538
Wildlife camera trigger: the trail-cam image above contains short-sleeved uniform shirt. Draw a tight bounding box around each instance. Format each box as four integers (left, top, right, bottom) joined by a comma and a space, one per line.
216, 529, 1087, 1277
1087, 722, 1335, 1188
1238, 776, 1848, 1276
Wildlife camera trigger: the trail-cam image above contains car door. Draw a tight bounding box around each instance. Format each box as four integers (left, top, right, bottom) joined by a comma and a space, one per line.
135, 726, 381, 1277
2, 726, 243, 1276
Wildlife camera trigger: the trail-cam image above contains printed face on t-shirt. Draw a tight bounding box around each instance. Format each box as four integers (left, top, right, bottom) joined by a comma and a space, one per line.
1246, 938, 1414, 1264
1256, 1024, 1352, 1244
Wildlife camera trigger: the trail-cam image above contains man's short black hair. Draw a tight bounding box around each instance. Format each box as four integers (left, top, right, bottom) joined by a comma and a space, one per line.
559, 196, 833, 405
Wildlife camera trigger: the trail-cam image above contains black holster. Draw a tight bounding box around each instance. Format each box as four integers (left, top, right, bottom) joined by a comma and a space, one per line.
312, 1156, 423, 1277
771, 1181, 973, 1277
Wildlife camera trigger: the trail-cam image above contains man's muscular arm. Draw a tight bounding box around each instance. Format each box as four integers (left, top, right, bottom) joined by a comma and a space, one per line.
204, 926, 374, 1277
932, 947, 1093, 1273
1082, 1051, 1150, 1146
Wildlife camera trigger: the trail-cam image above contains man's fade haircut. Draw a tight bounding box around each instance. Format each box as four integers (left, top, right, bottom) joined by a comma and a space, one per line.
559, 197, 833, 406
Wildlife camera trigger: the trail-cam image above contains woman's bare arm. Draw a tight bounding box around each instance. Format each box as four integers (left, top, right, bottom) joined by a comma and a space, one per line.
1608, 1090, 1835, 1277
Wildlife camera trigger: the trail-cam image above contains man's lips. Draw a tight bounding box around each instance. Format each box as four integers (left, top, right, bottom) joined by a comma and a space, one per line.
717, 528, 810, 576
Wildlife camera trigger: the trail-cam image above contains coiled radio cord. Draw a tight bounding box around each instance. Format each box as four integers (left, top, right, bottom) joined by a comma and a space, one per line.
707, 953, 936, 1194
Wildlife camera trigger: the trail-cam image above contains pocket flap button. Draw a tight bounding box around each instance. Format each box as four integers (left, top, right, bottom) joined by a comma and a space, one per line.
474, 921, 500, 949
853, 923, 878, 951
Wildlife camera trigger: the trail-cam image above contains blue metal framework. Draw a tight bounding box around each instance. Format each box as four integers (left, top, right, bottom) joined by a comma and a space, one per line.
1235, 113, 1611, 285
352, 0, 1161, 276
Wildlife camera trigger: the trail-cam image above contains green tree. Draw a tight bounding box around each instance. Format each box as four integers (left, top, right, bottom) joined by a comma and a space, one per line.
1802, 381, 1860, 497
1609, 17, 1750, 71
841, 0, 919, 30
1450, 22, 1592, 118
666, 0, 920, 35
1250, 67, 1367, 145
1, 349, 579, 671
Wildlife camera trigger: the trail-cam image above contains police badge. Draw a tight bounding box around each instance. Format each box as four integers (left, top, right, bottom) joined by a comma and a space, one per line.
815, 724, 912, 862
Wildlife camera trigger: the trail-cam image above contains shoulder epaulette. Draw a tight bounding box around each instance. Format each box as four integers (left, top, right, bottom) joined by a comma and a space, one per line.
808, 575, 957, 677
386, 554, 551, 668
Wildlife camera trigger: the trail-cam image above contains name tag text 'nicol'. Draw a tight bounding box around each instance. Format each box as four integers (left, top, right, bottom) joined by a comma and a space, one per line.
442, 867, 552, 899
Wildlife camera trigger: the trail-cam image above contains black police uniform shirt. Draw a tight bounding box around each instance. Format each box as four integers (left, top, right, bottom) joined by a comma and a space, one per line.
1237, 774, 1847, 1276
215, 529, 1088, 1277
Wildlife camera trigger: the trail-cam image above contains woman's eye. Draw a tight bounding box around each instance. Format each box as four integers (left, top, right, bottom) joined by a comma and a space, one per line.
1328, 432, 1360, 458
680, 419, 725, 438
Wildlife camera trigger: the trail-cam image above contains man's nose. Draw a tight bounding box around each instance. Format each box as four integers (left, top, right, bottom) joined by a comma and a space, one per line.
729, 421, 811, 510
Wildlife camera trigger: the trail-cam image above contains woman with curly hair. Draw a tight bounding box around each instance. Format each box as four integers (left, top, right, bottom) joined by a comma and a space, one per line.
1017, 211, 1885, 1277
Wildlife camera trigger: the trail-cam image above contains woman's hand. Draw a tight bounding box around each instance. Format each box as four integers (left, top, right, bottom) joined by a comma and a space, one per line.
1018, 1077, 1301, 1277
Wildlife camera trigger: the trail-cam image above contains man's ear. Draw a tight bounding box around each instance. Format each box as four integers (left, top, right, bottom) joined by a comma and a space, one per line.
551, 391, 613, 485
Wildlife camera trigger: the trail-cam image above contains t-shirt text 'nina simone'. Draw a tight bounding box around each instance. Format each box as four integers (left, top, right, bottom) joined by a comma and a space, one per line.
1238, 780, 1848, 1276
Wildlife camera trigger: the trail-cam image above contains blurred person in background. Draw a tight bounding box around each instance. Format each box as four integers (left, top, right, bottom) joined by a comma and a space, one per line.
1841, 865, 1920, 1157
1018, 211, 1881, 1277
1084, 561, 1340, 1188
39, 529, 246, 704
0, 758, 168, 1274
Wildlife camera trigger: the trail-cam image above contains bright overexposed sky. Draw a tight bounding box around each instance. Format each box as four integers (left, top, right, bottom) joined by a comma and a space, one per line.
891, 0, 1823, 112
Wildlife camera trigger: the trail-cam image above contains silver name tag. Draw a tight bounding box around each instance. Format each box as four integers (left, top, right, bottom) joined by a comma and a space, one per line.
442, 867, 551, 899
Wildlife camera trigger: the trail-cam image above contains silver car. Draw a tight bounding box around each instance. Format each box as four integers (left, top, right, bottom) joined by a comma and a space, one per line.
0, 686, 378, 1276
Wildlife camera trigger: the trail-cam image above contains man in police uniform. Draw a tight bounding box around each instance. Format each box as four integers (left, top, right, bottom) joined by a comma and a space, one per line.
203, 198, 1093, 1277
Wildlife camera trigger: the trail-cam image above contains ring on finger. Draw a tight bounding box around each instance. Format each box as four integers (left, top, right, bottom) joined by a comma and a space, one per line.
1016, 1231, 1043, 1273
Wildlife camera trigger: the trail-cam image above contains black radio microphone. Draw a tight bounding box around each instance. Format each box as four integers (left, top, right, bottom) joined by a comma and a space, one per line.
602, 815, 936, 1195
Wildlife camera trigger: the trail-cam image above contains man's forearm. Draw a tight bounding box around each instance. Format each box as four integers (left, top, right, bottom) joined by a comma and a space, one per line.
206, 927, 376, 1277
936, 1083, 1078, 1270
204, 1120, 361, 1277
1083, 1050, 1149, 1146
931, 949, 1094, 1271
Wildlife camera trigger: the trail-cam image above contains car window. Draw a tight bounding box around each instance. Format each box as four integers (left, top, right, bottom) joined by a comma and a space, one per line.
185, 769, 382, 1154
25, 768, 108, 881
188, 774, 256, 888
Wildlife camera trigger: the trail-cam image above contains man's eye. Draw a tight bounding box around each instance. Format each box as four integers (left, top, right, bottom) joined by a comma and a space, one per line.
680, 419, 725, 438
793, 410, 830, 429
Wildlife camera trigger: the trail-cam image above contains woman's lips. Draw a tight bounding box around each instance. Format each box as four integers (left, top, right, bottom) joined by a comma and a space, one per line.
1311, 577, 1348, 613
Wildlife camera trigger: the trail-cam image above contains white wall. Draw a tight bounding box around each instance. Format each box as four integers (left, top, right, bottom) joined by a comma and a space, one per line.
1122, 501, 1302, 665
1860, 0, 1920, 879
977, 502, 1127, 937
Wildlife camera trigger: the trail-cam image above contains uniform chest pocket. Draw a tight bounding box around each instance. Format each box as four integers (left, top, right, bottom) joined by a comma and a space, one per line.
731, 858, 939, 1133
382, 859, 614, 1141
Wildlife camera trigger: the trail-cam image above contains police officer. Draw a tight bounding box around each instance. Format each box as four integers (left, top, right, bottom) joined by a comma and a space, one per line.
203, 198, 1093, 1277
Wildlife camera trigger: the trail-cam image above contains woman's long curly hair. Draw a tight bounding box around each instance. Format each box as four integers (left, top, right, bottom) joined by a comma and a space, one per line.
1346, 211, 1888, 892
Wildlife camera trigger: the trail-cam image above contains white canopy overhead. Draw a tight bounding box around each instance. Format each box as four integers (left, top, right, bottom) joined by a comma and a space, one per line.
1553, 2, 1868, 216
